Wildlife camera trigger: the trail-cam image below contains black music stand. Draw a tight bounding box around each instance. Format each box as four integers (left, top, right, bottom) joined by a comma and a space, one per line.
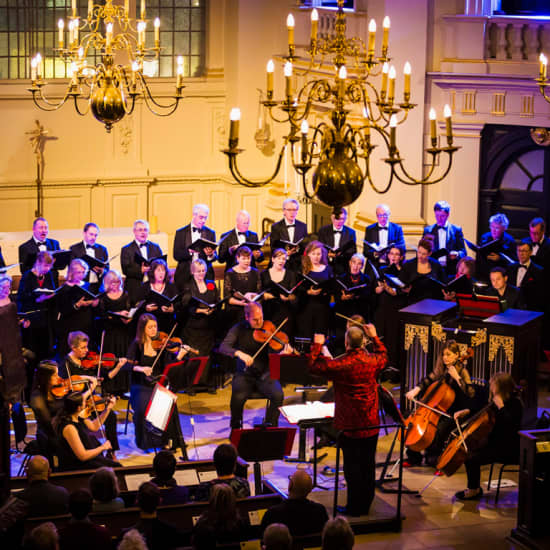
160, 356, 209, 392
230, 426, 296, 495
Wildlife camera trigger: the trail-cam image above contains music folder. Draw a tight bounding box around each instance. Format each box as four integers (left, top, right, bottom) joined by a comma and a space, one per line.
190, 295, 229, 311
335, 277, 368, 294
146, 289, 179, 307
363, 240, 395, 254
271, 237, 304, 251
188, 238, 219, 253
134, 253, 168, 266
51, 249, 72, 270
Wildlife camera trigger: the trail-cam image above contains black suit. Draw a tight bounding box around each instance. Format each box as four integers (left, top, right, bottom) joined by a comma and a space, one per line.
423, 222, 466, 277
477, 231, 517, 281
218, 228, 263, 271
260, 497, 329, 537
363, 222, 406, 267
522, 236, 550, 271
270, 218, 308, 272
19, 237, 61, 282
173, 224, 216, 291
18, 480, 69, 518
490, 284, 524, 311
121, 240, 163, 303
69, 241, 109, 293
506, 261, 544, 312
317, 224, 357, 275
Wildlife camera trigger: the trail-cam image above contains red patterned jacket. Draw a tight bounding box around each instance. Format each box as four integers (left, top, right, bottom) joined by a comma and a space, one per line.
308, 338, 388, 438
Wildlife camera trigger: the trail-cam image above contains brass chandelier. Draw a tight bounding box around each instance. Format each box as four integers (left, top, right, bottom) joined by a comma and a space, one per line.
537, 53, 550, 104
28, 0, 184, 132
223, 0, 460, 207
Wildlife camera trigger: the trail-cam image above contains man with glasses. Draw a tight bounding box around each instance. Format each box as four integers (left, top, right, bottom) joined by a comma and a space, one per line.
270, 199, 308, 272
363, 204, 405, 268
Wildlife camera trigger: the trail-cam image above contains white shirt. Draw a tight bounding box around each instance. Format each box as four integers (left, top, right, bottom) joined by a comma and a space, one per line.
332, 226, 342, 249
516, 261, 530, 287
286, 222, 295, 243
84, 241, 98, 284
378, 225, 388, 248
236, 229, 246, 245
437, 223, 448, 266
33, 237, 47, 251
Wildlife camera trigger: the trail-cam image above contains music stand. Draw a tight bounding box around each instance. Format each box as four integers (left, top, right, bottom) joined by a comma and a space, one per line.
230, 427, 296, 495
159, 356, 209, 391
269, 354, 327, 387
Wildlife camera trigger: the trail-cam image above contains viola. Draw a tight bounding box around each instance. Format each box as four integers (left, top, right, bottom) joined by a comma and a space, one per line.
82, 394, 114, 418
253, 320, 289, 352
51, 374, 90, 398
151, 332, 199, 355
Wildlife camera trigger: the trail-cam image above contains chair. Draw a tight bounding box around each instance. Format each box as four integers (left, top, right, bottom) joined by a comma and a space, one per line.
238, 391, 270, 429
120, 392, 133, 435
487, 461, 519, 504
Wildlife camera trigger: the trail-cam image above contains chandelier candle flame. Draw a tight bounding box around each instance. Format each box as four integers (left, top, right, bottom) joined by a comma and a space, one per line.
536, 52, 550, 105
222, 0, 459, 206
28, 0, 185, 132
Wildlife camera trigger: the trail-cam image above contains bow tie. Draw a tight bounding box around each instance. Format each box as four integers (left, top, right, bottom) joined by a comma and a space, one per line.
85, 245, 94, 250
238, 232, 247, 236
378, 226, 388, 231
437, 226, 446, 230
139, 243, 147, 249
518, 264, 528, 270
286, 224, 295, 228
192, 227, 201, 233
37, 241, 46, 246
333, 229, 342, 234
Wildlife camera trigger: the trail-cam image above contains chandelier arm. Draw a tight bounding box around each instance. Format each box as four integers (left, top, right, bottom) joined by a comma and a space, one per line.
359, 152, 396, 194
539, 84, 550, 102
391, 151, 456, 186
224, 145, 286, 188
72, 95, 92, 116
30, 88, 73, 111
139, 76, 182, 113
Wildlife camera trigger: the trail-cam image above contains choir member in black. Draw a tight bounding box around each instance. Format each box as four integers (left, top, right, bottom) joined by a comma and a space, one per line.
62, 331, 123, 455
52, 391, 120, 471
224, 246, 262, 327
506, 242, 544, 312
317, 207, 357, 275
220, 303, 284, 429
181, 259, 220, 387
442, 256, 477, 301
404, 340, 475, 467
476, 213, 517, 281
55, 259, 99, 358
97, 270, 133, 395
454, 372, 523, 501
261, 248, 298, 336
423, 200, 467, 278
218, 210, 264, 271
69, 222, 109, 294
296, 241, 334, 339
374, 246, 407, 367
127, 313, 189, 452
173, 204, 217, 291
137, 258, 178, 333
121, 219, 164, 303
488, 267, 524, 311
17, 251, 57, 361
401, 238, 444, 304
270, 199, 308, 272
18, 217, 61, 282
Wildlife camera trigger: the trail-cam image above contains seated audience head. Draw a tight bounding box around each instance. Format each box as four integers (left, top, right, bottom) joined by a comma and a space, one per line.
456, 256, 475, 278
529, 217, 545, 243
244, 302, 263, 329
26, 455, 50, 483
137, 481, 161, 514
417, 238, 433, 262
0, 275, 11, 298
33, 217, 49, 242
375, 204, 391, 226
89, 467, 120, 504
67, 258, 89, 284
262, 523, 292, 550
33, 251, 54, 274
192, 204, 210, 228
490, 372, 517, 401
349, 253, 365, 274
288, 469, 313, 499
434, 200, 451, 226
68, 488, 93, 521
103, 269, 124, 293
489, 267, 508, 292
23, 521, 59, 550
117, 529, 148, 550
82, 222, 99, 247
332, 207, 347, 229
152, 450, 177, 482
282, 199, 299, 223
345, 326, 365, 351
213, 443, 238, 477
191, 258, 207, 280
489, 213, 509, 239
322, 516, 354, 550
133, 219, 149, 244
147, 258, 169, 284
236, 210, 251, 232
207, 483, 238, 526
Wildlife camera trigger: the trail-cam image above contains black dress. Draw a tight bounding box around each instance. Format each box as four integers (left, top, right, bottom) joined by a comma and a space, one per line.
401, 258, 444, 304
223, 268, 262, 327
136, 282, 178, 333
0, 302, 27, 403
260, 268, 298, 339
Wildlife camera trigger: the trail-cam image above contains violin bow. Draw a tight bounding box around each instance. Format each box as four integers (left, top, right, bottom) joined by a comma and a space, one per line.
409, 398, 452, 419
335, 313, 372, 345
251, 317, 288, 362
97, 330, 105, 380
149, 323, 179, 375
453, 417, 469, 452
87, 393, 108, 442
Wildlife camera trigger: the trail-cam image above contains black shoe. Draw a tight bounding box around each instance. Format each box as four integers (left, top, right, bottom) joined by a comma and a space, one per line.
335, 505, 362, 517
455, 488, 483, 501
208, 387, 217, 395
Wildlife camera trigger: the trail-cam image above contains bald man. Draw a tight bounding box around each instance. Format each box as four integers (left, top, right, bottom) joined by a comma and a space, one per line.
19, 455, 69, 517
262, 523, 292, 550
260, 470, 328, 537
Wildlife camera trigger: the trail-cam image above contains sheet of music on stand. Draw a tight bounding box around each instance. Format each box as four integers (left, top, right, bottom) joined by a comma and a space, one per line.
279, 401, 335, 424
145, 384, 177, 431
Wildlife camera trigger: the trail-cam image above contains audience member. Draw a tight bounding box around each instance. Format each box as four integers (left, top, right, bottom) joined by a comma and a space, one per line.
89, 467, 125, 513
150, 450, 189, 505
262, 523, 292, 550
0, 473, 28, 549
117, 529, 148, 550
19, 455, 69, 517
58, 489, 113, 550
23, 521, 59, 550
261, 470, 328, 536
321, 516, 354, 550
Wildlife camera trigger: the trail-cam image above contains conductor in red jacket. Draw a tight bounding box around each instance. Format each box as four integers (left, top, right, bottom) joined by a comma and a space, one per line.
308, 324, 388, 517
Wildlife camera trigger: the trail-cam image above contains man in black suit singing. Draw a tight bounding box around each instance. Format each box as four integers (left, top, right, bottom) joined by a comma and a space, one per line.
477, 213, 517, 281
19, 217, 61, 283
316, 207, 357, 275
423, 200, 466, 278
173, 203, 217, 291
69, 223, 109, 294
121, 219, 163, 302
522, 217, 550, 272
507, 242, 544, 312
363, 204, 406, 267
270, 199, 308, 272
218, 210, 264, 272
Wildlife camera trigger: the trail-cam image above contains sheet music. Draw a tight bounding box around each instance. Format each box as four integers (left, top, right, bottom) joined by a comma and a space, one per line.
279, 402, 335, 424
197, 470, 218, 482
145, 386, 177, 430
125, 473, 152, 491
174, 469, 200, 486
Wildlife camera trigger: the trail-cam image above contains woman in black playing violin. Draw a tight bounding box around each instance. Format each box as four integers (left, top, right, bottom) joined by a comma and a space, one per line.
404, 340, 476, 468
454, 372, 523, 500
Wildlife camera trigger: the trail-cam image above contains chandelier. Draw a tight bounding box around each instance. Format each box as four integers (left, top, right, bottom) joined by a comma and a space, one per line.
223, 0, 460, 207
28, 0, 185, 132
537, 53, 550, 104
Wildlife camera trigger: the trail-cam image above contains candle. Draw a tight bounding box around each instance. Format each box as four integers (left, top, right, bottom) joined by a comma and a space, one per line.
363, 106, 370, 137
72, 0, 76, 17
389, 114, 397, 151
388, 65, 396, 104
74, 18, 79, 45
381, 62, 388, 101
154, 18, 160, 47
176, 56, 184, 88
338, 65, 347, 99
403, 61, 411, 102
30, 56, 37, 81
311, 8, 318, 42
444, 104, 453, 145
58, 19, 64, 49
88, 0, 93, 18
266, 59, 274, 96
382, 16, 390, 57
125, 0, 129, 15
141, 0, 146, 21
429, 108, 437, 142
539, 53, 547, 80
301, 120, 309, 163
287, 14, 295, 52
106, 22, 113, 49
229, 107, 241, 144
284, 61, 293, 101
367, 19, 376, 58
35, 53, 42, 78
138, 21, 146, 49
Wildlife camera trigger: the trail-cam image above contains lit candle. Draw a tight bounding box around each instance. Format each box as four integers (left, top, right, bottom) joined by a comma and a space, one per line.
106, 22, 113, 49
362, 106, 370, 137
539, 53, 547, 80
284, 61, 293, 101
176, 56, 184, 88
141, 0, 146, 20
381, 62, 388, 101
88, 0, 93, 18
132, 60, 138, 86
311, 8, 318, 42
301, 120, 309, 163
429, 108, 437, 142
58, 19, 64, 49
35, 53, 42, 78
78, 46, 84, 64
444, 104, 453, 145
74, 18, 79, 45
382, 16, 390, 57
30, 56, 37, 81
229, 107, 241, 144
72, 0, 76, 17
70, 61, 78, 85
125, 0, 129, 15
154, 18, 160, 47
138, 21, 146, 49
287, 13, 295, 52
266, 59, 274, 96
403, 61, 411, 102
338, 65, 347, 99
367, 19, 376, 58
389, 114, 397, 151
388, 65, 396, 104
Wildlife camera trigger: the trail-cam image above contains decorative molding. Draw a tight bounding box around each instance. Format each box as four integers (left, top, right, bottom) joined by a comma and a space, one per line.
488, 334, 514, 363
118, 117, 133, 155
491, 92, 506, 116
462, 90, 477, 114
471, 328, 487, 347
431, 322, 446, 343
404, 324, 429, 353
520, 94, 534, 117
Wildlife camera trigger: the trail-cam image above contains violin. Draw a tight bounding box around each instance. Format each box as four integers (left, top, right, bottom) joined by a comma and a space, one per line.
82, 394, 114, 418
253, 320, 289, 352
80, 351, 138, 370
151, 332, 199, 355
51, 374, 90, 398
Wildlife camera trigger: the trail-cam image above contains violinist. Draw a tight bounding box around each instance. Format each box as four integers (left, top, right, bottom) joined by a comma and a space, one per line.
127, 313, 189, 452
52, 391, 120, 471
220, 303, 285, 430
404, 340, 475, 468
454, 372, 523, 501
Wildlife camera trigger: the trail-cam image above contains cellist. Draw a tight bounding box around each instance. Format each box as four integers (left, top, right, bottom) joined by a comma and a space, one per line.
404, 340, 475, 468
453, 372, 523, 501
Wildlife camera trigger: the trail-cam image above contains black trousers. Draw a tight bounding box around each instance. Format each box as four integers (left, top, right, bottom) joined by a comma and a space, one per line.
465, 445, 518, 490
341, 433, 378, 515
230, 373, 284, 429
90, 408, 119, 451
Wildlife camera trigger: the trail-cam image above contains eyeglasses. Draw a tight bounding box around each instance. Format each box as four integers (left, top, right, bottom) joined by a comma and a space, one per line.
284, 208, 298, 212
